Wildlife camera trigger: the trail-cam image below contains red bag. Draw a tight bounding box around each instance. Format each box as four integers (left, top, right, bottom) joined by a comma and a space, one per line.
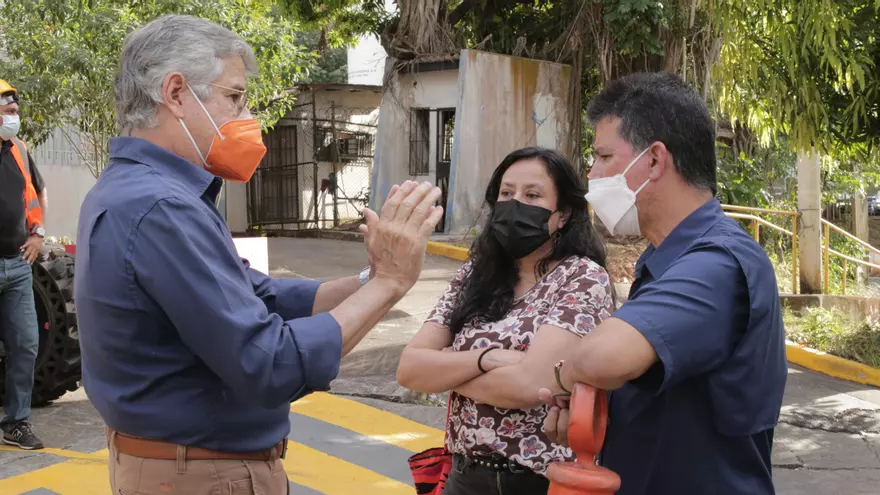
408, 394, 453, 494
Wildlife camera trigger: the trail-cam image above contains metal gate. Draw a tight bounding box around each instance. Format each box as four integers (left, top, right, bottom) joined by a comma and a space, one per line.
247, 95, 376, 231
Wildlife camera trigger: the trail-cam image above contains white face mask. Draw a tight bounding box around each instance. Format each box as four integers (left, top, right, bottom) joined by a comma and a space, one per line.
585, 147, 651, 237
0, 114, 20, 141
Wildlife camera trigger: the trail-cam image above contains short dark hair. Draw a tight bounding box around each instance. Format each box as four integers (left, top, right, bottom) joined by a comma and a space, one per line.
587, 71, 716, 193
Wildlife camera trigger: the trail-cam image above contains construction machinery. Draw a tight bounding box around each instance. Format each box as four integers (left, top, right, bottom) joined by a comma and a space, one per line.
0, 243, 81, 406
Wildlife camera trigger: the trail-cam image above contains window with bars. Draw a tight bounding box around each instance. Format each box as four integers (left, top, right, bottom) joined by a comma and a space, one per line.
315, 128, 374, 162
437, 109, 455, 165
409, 109, 430, 175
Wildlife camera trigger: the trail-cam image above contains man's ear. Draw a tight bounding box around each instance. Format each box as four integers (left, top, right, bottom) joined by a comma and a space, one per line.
647, 142, 670, 181
161, 72, 188, 120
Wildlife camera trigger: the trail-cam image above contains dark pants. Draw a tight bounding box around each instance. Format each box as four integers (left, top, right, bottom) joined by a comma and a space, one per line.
442, 454, 549, 495
0, 257, 38, 426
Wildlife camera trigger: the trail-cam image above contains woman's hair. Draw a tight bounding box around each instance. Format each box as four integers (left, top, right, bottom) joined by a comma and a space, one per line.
446, 146, 612, 334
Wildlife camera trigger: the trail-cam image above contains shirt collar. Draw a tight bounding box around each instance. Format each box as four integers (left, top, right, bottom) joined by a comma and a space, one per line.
109, 136, 220, 198
635, 198, 726, 279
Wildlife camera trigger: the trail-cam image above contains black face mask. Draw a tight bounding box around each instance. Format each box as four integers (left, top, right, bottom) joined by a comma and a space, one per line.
491, 200, 555, 259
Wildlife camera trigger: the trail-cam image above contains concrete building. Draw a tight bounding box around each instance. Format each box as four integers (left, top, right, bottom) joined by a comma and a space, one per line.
27, 126, 97, 241
226, 83, 382, 234
371, 49, 576, 234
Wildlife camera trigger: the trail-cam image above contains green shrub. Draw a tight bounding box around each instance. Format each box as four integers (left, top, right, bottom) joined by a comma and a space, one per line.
784, 306, 880, 368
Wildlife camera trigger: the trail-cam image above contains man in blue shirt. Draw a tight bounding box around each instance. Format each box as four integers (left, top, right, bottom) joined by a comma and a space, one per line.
75, 15, 444, 494
540, 72, 787, 493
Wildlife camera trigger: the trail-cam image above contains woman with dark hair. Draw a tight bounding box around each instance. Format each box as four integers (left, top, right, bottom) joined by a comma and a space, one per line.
397, 146, 615, 495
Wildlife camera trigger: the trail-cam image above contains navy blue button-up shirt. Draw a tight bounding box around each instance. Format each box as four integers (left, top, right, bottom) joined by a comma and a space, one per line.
601, 198, 787, 494
74, 137, 342, 452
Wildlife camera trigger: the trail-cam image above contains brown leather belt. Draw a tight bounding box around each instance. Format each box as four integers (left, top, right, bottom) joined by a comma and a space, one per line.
107, 428, 287, 461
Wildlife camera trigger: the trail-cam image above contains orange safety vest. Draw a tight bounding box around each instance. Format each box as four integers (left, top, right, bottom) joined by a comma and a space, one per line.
7, 137, 43, 234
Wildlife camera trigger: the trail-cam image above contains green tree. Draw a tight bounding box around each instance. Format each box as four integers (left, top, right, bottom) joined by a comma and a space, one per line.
714, 0, 880, 158
1, 0, 314, 177
296, 31, 349, 83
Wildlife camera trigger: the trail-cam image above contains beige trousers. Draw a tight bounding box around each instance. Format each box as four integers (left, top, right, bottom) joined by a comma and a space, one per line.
107, 430, 289, 495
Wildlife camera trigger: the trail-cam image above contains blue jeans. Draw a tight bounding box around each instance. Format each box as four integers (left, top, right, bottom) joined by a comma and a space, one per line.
0, 256, 38, 425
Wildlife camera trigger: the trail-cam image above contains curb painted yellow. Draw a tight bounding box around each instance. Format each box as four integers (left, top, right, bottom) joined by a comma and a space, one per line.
786, 340, 880, 387
425, 241, 469, 261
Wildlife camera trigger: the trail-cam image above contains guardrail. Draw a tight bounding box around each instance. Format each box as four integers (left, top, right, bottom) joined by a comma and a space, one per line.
821, 219, 880, 294
721, 204, 880, 295
721, 204, 799, 294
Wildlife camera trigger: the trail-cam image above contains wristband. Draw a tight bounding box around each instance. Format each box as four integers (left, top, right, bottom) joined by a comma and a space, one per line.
477, 348, 495, 373
554, 360, 572, 395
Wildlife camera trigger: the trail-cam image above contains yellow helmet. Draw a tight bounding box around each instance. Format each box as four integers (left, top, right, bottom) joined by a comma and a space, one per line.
0, 79, 16, 95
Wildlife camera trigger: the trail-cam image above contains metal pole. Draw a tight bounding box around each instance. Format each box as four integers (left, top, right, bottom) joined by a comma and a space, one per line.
312, 93, 319, 229
331, 101, 339, 227
792, 215, 798, 294
823, 222, 830, 294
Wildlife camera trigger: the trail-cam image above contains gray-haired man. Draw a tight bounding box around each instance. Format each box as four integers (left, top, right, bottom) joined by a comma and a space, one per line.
75, 15, 443, 493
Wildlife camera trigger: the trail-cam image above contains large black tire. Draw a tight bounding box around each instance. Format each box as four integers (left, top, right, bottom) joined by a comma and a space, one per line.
0, 244, 81, 407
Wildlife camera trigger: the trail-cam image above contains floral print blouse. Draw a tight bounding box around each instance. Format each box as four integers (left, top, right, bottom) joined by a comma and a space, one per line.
425, 255, 614, 476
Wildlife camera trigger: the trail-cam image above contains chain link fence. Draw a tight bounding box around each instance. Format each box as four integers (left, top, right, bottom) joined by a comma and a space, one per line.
247, 92, 377, 231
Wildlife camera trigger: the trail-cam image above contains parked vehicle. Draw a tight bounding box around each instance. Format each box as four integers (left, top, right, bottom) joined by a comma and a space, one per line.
0, 244, 81, 406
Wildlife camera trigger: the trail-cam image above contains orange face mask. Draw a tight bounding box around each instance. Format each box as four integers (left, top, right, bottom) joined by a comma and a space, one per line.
179, 84, 267, 182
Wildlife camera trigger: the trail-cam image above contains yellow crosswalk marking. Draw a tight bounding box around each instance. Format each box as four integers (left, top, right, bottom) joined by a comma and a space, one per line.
1, 393, 446, 494
282, 441, 413, 494
0, 446, 106, 461
290, 392, 444, 453
0, 452, 109, 494
0, 442, 413, 495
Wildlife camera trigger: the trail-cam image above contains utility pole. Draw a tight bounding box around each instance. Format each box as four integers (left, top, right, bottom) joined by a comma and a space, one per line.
797, 150, 822, 294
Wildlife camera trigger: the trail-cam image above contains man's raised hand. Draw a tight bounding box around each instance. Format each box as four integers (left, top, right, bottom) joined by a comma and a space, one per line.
359, 181, 443, 297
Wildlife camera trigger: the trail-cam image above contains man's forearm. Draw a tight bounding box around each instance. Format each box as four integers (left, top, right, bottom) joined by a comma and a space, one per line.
328, 278, 403, 356
39, 190, 47, 215
312, 275, 361, 314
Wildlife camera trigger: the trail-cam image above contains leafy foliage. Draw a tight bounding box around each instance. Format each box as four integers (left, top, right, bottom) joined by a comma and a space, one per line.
296, 31, 349, 83
714, 0, 880, 157
1, 0, 313, 177
277, 0, 392, 46
784, 305, 880, 367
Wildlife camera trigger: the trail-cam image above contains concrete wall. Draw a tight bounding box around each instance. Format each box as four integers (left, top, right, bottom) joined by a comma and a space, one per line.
781, 294, 880, 323
370, 50, 573, 234
371, 66, 460, 211
346, 0, 396, 85
29, 126, 96, 240
39, 163, 97, 240
446, 50, 572, 234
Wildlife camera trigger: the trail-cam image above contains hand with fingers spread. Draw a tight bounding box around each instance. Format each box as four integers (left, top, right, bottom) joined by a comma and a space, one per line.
358, 180, 444, 298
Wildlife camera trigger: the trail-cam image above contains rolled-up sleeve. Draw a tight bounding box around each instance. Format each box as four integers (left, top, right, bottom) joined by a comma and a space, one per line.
613, 243, 748, 395
247, 263, 323, 319
130, 197, 342, 407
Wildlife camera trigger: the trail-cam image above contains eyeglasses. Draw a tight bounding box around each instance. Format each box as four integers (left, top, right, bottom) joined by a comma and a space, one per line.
0, 93, 19, 106
209, 83, 248, 114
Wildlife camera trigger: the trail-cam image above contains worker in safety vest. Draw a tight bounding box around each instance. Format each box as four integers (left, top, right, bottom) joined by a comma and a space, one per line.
0, 79, 46, 450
